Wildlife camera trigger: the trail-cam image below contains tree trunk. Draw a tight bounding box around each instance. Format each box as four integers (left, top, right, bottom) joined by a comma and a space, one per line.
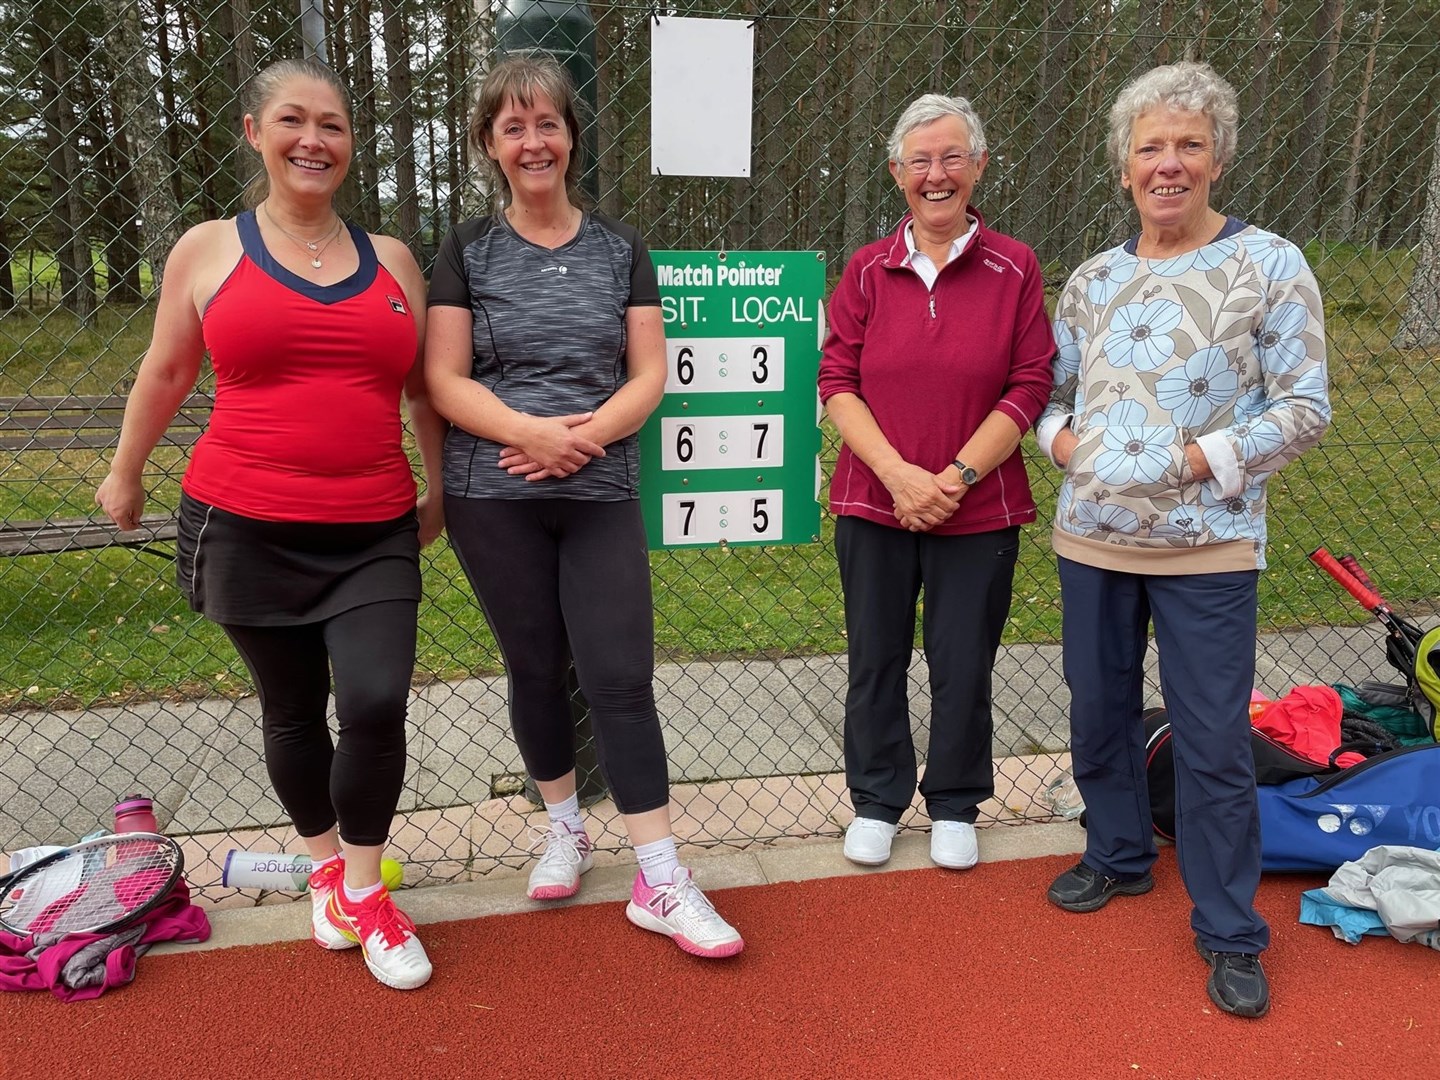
0, 215, 15, 310
1294, 0, 1345, 241
1393, 118, 1440, 349
1239, 0, 1279, 224
37, 9, 96, 317
841, 0, 879, 256
1033, 0, 1076, 266
176, 5, 218, 221
1338, 2, 1383, 241
345, 0, 382, 229
381, 0, 422, 255
106, 0, 185, 291
154, 0, 185, 206
216, 0, 256, 212
1137, 0, 1172, 69
98, 116, 144, 303
961, 0, 979, 68
748, 4, 792, 249
930, 0, 946, 92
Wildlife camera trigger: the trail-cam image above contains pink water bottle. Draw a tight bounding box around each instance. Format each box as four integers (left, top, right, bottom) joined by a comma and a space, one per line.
113, 795, 159, 834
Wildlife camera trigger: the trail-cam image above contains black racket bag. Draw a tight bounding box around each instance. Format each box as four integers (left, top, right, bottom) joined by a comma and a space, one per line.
1142, 706, 1337, 840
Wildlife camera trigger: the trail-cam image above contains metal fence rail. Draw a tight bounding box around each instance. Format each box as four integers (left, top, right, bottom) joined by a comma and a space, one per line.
2, 0, 1439, 901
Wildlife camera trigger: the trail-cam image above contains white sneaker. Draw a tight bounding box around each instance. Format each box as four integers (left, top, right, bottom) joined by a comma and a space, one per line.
527, 824, 594, 900
843, 817, 897, 866
326, 887, 433, 990
307, 859, 358, 951
931, 820, 979, 869
626, 867, 744, 958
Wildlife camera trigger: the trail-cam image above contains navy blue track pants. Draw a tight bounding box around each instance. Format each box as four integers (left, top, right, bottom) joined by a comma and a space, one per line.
1059, 556, 1269, 953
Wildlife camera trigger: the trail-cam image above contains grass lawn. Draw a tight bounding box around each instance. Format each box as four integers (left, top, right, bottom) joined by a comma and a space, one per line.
2, 243, 1436, 707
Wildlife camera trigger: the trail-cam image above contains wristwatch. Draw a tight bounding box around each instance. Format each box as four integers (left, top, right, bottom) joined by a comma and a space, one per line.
953, 459, 979, 486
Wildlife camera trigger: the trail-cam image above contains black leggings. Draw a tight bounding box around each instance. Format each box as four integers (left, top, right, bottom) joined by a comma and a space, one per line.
444, 496, 669, 814
222, 599, 417, 846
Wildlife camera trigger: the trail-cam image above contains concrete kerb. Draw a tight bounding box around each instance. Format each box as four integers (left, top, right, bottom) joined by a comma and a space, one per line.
151, 820, 1090, 955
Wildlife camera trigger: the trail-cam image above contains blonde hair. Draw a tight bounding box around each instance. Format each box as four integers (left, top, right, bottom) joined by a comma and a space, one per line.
240, 58, 353, 208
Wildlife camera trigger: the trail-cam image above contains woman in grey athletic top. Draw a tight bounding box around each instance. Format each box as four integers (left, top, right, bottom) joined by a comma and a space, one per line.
425, 55, 743, 959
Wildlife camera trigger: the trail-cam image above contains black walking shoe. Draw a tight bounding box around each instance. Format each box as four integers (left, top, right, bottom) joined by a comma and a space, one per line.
1195, 937, 1270, 1018
1046, 861, 1154, 913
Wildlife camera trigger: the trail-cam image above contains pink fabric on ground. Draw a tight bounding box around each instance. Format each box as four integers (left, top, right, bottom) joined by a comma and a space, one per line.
0, 880, 210, 1001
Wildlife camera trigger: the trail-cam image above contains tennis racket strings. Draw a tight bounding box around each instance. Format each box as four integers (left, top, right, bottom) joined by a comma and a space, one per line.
1, 833, 184, 937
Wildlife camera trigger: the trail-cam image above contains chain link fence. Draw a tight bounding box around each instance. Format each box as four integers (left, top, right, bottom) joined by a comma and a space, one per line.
2, 0, 1439, 904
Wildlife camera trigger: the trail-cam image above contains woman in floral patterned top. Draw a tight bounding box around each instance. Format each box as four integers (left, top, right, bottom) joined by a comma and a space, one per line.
1035, 62, 1331, 1020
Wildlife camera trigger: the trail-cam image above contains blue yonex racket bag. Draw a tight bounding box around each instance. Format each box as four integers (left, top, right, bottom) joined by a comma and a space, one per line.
1258, 743, 1440, 872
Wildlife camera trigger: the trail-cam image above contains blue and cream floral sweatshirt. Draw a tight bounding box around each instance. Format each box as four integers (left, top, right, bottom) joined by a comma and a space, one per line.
1037, 220, 1331, 572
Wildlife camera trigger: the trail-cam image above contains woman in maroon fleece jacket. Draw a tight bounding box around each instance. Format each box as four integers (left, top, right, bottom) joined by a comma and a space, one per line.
818, 93, 1054, 871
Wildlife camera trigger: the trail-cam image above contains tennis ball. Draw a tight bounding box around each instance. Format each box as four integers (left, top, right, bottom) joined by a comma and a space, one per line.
380, 857, 404, 892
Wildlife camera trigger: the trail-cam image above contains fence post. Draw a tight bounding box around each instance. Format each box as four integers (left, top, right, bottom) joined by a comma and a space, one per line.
494, 0, 607, 807
297, 0, 328, 63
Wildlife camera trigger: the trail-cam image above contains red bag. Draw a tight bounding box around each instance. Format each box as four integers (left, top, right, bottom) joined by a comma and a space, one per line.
1251, 686, 1366, 769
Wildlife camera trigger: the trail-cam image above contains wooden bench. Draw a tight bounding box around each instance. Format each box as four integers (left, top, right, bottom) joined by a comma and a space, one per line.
0, 393, 212, 557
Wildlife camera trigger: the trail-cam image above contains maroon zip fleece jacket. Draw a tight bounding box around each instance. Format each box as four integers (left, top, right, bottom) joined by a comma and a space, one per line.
818, 210, 1055, 535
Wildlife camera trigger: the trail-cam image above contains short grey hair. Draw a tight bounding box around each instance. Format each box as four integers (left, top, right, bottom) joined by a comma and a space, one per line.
886, 94, 988, 163
1106, 61, 1239, 175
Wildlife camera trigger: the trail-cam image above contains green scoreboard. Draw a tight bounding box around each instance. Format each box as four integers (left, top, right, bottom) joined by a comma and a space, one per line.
639, 251, 826, 550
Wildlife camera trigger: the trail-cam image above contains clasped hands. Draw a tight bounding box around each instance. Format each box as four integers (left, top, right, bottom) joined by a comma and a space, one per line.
498, 412, 606, 481
885, 461, 966, 533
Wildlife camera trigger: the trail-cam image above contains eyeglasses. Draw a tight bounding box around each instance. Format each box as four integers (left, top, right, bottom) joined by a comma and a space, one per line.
897, 152, 976, 175
1131, 140, 1214, 163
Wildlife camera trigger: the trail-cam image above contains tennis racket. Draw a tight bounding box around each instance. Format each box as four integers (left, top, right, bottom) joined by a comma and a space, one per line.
0, 832, 184, 937
1338, 553, 1379, 595
1309, 547, 1427, 675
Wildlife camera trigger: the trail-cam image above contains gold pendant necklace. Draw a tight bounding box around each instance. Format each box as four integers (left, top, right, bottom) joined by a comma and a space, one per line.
262, 203, 344, 269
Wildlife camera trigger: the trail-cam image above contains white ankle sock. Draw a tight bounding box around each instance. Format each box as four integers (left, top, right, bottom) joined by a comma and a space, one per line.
544, 793, 585, 836
635, 837, 680, 886
343, 879, 384, 903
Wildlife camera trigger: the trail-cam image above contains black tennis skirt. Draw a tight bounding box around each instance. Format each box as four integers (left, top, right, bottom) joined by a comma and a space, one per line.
176, 491, 421, 627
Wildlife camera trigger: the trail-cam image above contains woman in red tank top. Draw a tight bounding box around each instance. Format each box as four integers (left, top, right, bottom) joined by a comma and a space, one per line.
95, 58, 444, 992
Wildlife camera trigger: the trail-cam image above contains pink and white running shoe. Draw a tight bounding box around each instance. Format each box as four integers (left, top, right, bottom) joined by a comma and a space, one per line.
625, 867, 744, 958
307, 858, 358, 951
527, 824, 594, 900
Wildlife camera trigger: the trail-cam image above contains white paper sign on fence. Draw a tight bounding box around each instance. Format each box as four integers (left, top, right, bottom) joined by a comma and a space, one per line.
650, 17, 754, 178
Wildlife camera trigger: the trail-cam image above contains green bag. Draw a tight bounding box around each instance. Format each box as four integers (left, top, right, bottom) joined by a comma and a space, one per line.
1334, 682, 1435, 746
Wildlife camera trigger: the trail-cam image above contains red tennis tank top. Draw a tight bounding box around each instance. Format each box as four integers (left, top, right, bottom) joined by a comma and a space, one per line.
183, 211, 418, 522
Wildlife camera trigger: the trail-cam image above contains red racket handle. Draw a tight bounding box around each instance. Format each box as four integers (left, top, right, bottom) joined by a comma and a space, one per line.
1339, 554, 1379, 594
1310, 547, 1384, 611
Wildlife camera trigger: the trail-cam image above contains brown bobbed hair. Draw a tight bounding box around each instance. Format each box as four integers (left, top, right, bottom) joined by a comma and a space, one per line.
468, 53, 584, 206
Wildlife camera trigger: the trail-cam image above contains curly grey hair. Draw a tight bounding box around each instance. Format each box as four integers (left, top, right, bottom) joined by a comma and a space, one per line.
1106, 61, 1239, 175
886, 94, 988, 163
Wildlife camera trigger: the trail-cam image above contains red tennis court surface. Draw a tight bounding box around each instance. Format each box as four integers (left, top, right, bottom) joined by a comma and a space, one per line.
5, 850, 1436, 1079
